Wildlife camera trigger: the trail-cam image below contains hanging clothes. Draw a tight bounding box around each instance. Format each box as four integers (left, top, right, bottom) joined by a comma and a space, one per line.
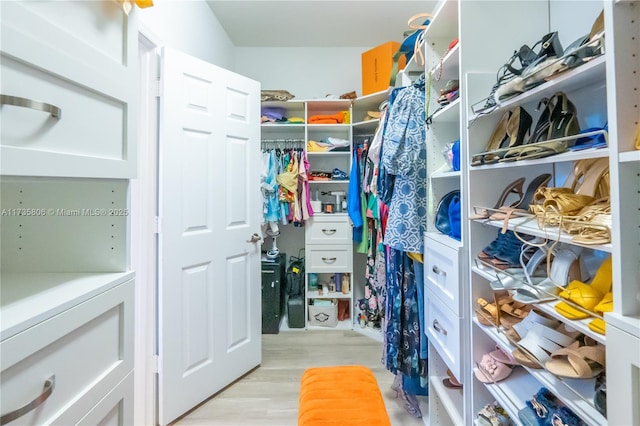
261, 149, 281, 232
384, 247, 427, 382
380, 74, 427, 254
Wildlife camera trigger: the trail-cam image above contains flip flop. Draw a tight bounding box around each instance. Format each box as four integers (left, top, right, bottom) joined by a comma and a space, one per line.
545, 339, 605, 379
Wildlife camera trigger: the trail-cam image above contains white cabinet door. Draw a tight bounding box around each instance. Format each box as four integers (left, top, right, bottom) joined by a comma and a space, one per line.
158, 47, 261, 425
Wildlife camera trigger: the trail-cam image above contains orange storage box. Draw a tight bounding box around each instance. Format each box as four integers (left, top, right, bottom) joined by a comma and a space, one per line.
361, 41, 406, 96
298, 365, 391, 426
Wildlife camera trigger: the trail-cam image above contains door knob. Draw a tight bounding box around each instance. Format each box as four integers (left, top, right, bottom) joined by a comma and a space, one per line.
246, 233, 262, 243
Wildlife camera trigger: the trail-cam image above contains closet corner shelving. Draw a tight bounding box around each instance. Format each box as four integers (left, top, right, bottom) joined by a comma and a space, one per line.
452, 1, 640, 425
0, 1, 136, 423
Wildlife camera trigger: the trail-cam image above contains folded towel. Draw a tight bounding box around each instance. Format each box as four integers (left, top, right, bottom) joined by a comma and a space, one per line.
308, 112, 346, 124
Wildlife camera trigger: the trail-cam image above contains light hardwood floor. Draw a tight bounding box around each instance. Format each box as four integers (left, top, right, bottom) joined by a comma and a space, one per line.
174, 330, 428, 426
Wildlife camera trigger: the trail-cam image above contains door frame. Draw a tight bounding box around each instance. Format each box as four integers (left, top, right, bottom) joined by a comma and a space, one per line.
132, 24, 163, 426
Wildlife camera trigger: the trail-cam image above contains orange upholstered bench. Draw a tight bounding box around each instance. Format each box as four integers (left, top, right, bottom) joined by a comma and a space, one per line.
298, 365, 391, 426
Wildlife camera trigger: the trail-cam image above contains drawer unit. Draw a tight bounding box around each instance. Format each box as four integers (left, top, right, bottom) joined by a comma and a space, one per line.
75, 372, 134, 426
306, 245, 353, 273
305, 215, 352, 245
425, 291, 462, 381
0, 0, 137, 178
425, 234, 462, 316
0, 280, 134, 425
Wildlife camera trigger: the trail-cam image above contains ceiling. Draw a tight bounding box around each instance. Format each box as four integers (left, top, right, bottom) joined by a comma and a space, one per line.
205, 1, 437, 47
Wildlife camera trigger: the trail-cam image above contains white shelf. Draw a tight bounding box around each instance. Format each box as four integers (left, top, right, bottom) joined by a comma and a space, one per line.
471, 216, 613, 253
605, 312, 640, 339
429, 376, 464, 426
430, 43, 460, 81
423, 0, 459, 40
469, 146, 609, 170
474, 319, 607, 426
306, 290, 352, 299
307, 124, 351, 129
306, 151, 351, 156
470, 55, 606, 120
304, 99, 352, 112
311, 212, 349, 217
431, 170, 461, 179
425, 231, 463, 249
1, 271, 135, 340
351, 89, 388, 111
260, 123, 305, 128
471, 265, 498, 282
477, 366, 538, 423
351, 119, 380, 130
431, 98, 460, 123
620, 150, 640, 163
308, 180, 349, 184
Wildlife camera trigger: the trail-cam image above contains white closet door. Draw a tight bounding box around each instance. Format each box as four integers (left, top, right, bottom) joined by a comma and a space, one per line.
158, 47, 261, 425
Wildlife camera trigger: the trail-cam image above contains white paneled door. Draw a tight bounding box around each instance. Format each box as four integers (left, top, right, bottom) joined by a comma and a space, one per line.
158, 47, 261, 425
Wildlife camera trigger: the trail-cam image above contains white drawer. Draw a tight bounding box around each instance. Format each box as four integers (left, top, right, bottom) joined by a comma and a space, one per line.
306, 245, 353, 273
425, 292, 462, 381
425, 235, 461, 316
0, 280, 134, 425
75, 372, 134, 426
0, 1, 137, 178
305, 216, 352, 245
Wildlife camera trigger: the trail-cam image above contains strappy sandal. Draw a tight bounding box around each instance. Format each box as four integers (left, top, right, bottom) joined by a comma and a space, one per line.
470, 177, 525, 219
476, 297, 501, 326
545, 338, 605, 379
512, 322, 580, 369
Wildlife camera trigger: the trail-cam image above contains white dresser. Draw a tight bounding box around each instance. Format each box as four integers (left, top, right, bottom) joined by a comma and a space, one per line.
0, 1, 137, 424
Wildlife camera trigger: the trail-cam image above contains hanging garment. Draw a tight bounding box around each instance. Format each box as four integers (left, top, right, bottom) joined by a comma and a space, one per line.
261, 149, 281, 228
298, 150, 313, 220
381, 75, 427, 253
384, 247, 427, 381
348, 148, 363, 240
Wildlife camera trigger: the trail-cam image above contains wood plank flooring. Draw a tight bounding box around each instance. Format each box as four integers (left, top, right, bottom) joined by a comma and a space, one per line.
174, 330, 428, 426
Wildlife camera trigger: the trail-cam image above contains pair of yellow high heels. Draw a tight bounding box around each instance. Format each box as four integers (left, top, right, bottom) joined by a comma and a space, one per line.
555, 255, 612, 334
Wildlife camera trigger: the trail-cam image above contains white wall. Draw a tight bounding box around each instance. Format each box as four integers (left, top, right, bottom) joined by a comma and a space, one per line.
234, 47, 371, 100
138, 0, 234, 69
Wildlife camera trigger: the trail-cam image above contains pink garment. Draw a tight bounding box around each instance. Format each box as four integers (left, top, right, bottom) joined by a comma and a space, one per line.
300, 151, 314, 219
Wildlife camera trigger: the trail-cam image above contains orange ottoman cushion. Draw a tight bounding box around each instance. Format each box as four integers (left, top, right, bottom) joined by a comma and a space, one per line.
298, 365, 391, 426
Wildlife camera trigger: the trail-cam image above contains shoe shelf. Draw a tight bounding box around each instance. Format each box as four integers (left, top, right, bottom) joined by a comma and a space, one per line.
606, 312, 640, 340
305, 289, 351, 299
429, 376, 465, 426
474, 319, 607, 426
619, 150, 640, 163
429, 338, 465, 425
431, 98, 460, 123
534, 300, 606, 345
307, 124, 351, 130
473, 260, 607, 345
475, 366, 538, 423
471, 216, 613, 253
469, 146, 610, 171
469, 55, 606, 121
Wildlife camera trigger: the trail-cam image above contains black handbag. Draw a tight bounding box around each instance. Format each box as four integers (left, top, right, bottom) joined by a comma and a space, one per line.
435, 190, 461, 240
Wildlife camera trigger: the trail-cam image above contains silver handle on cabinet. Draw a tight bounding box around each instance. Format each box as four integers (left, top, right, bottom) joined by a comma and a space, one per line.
432, 265, 446, 276
432, 319, 448, 336
1, 375, 55, 425
246, 233, 262, 243
321, 257, 336, 263
322, 229, 337, 235
1, 95, 61, 119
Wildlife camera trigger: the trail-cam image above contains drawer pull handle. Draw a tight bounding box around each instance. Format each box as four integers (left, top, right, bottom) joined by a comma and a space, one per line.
0, 95, 61, 119
432, 320, 448, 336
321, 257, 337, 263
322, 229, 337, 235
432, 265, 446, 276
1, 375, 55, 425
